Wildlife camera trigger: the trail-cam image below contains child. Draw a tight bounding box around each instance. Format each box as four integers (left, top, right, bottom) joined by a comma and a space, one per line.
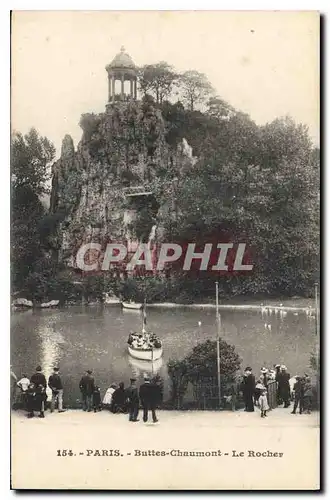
259, 388, 269, 418
93, 386, 102, 412
26, 383, 36, 418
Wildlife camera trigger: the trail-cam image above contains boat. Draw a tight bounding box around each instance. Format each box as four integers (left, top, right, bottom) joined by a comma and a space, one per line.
128, 343, 163, 361
122, 301, 142, 310
40, 299, 60, 308
12, 298, 33, 308
104, 293, 121, 305
127, 301, 163, 361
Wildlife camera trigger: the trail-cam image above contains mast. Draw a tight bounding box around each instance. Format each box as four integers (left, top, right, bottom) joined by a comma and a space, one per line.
142, 298, 147, 334
216, 281, 221, 409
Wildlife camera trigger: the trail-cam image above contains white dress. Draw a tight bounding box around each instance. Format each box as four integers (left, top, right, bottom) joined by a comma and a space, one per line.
259, 394, 269, 411
103, 387, 116, 405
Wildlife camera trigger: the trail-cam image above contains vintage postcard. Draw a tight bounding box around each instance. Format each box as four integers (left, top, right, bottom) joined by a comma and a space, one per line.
10, 10, 320, 490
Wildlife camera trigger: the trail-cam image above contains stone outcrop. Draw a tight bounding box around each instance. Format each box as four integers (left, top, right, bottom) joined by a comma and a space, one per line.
50, 99, 196, 269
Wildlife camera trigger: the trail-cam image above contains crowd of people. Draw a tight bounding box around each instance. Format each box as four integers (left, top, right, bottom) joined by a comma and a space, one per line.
11, 365, 164, 423
127, 332, 162, 350
241, 364, 314, 417
11, 362, 314, 420
11, 365, 66, 418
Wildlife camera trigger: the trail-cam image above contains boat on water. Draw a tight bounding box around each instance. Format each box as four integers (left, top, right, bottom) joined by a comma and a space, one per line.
127, 302, 163, 361
127, 343, 163, 361
104, 293, 121, 305
122, 301, 142, 310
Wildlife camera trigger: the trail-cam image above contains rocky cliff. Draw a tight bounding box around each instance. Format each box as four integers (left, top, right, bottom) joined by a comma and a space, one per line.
50, 99, 195, 269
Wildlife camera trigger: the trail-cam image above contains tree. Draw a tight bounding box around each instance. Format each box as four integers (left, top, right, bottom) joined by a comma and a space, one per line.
179, 70, 215, 111
156, 107, 319, 297
11, 128, 56, 292
138, 62, 178, 104
185, 339, 241, 384
207, 96, 236, 120
167, 339, 241, 409
11, 128, 55, 196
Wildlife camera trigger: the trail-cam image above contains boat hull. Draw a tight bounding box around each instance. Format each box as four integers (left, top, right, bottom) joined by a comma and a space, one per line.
128, 345, 163, 361
122, 302, 142, 310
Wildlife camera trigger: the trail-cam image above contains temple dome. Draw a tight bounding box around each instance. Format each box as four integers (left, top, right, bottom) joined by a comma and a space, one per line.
106, 46, 136, 70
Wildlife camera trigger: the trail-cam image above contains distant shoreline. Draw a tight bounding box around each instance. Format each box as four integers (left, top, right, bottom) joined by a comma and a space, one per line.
145, 302, 316, 313
12, 296, 317, 313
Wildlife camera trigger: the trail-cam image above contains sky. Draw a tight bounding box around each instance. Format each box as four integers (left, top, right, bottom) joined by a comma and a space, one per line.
11, 11, 320, 157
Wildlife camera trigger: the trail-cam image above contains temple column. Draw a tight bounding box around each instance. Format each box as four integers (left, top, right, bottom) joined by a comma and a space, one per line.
130, 79, 133, 99
134, 78, 137, 99
108, 76, 111, 102
112, 76, 115, 102
121, 74, 124, 100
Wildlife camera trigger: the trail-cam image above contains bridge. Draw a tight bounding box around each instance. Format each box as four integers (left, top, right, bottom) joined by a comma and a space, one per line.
122, 185, 153, 197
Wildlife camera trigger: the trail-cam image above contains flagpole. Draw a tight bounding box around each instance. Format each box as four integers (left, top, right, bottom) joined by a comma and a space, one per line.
216, 282, 221, 409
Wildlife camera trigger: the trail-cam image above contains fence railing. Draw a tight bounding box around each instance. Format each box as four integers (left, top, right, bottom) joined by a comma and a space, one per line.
170, 378, 279, 411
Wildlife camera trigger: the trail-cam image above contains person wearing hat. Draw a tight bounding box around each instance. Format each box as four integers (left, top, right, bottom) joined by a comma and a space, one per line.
30, 366, 47, 417
126, 378, 140, 422
79, 370, 95, 412
242, 367, 255, 412
139, 376, 159, 423
291, 376, 304, 414
277, 365, 291, 408
48, 367, 66, 413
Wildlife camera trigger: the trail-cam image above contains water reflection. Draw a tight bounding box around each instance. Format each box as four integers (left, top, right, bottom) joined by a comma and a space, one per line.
128, 355, 163, 380
38, 320, 65, 399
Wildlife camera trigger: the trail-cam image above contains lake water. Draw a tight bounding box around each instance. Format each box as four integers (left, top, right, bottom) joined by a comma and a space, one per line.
11, 305, 316, 407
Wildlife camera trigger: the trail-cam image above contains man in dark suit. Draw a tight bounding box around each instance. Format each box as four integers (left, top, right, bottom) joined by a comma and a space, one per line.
79, 370, 95, 412
242, 367, 255, 412
139, 376, 159, 423
31, 366, 47, 417
277, 365, 291, 408
126, 378, 140, 422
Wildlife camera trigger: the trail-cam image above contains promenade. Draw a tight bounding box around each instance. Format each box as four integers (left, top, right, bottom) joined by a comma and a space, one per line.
11, 408, 320, 490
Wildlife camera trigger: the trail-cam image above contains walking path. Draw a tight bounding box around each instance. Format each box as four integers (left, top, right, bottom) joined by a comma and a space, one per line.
11, 408, 319, 490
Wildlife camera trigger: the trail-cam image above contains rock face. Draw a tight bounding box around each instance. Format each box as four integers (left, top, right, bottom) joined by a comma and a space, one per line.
50, 99, 194, 269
